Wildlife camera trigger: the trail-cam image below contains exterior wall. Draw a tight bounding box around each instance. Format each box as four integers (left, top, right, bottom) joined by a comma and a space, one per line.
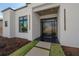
59, 4, 79, 48
10, 10, 15, 37
32, 12, 40, 40
15, 7, 29, 40
2, 5, 33, 41
27, 5, 33, 41
3, 9, 15, 38
58, 7, 60, 43
3, 10, 11, 38
15, 6, 33, 41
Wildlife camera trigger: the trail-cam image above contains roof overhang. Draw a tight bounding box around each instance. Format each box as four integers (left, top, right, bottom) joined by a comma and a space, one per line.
1, 7, 14, 12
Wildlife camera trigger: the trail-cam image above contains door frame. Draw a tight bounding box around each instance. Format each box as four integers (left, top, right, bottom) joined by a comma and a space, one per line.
40, 17, 58, 41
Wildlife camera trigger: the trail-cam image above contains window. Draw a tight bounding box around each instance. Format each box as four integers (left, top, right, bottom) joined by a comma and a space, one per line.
19, 16, 28, 32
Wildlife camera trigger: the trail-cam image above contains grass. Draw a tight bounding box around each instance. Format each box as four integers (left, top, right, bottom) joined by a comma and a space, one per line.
9, 39, 65, 56
50, 43, 65, 56
9, 39, 39, 56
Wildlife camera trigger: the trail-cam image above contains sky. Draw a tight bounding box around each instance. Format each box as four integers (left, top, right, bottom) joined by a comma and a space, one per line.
0, 3, 25, 18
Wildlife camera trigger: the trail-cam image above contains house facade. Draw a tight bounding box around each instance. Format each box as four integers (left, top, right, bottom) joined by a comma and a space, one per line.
2, 3, 79, 48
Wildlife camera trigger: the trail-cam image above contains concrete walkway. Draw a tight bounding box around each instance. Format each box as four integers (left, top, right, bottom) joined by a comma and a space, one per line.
25, 41, 51, 56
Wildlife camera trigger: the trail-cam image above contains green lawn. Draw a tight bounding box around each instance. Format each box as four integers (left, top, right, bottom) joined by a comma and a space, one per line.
9, 39, 39, 56
50, 43, 65, 56
9, 39, 65, 56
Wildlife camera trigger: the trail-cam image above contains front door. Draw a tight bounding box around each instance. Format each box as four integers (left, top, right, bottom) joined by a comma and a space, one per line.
41, 18, 57, 42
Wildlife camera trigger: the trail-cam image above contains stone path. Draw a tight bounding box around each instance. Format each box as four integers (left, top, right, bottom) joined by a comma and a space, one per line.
25, 41, 51, 56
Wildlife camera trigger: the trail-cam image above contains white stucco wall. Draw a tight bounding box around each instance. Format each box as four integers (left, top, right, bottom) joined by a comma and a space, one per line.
32, 12, 41, 40
27, 5, 33, 41
3, 9, 15, 38
10, 10, 15, 37
2, 5, 33, 41
15, 5, 41, 41
15, 7, 29, 39
3, 10, 11, 38
59, 4, 79, 48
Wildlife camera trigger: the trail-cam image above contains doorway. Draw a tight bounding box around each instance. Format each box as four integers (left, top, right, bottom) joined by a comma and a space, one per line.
40, 17, 58, 43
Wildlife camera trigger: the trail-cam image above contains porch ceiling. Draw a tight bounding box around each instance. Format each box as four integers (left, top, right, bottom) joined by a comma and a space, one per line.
36, 7, 59, 16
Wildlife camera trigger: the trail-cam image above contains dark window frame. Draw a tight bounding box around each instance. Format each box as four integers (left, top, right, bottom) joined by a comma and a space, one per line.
19, 15, 28, 33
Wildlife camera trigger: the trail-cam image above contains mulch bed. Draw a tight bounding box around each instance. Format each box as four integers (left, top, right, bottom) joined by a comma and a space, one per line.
0, 36, 31, 56
62, 46, 79, 56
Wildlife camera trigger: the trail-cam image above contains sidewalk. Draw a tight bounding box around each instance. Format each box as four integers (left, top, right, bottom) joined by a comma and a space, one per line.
25, 41, 51, 56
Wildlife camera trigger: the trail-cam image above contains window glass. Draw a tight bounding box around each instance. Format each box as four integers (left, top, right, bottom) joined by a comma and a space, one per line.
19, 17, 23, 20
19, 16, 28, 32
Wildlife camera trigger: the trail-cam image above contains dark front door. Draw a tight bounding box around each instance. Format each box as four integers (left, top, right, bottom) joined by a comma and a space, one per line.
41, 17, 58, 42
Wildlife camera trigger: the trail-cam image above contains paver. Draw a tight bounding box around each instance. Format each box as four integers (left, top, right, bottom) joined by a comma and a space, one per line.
26, 47, 49, 56
36, 41, 51, 49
